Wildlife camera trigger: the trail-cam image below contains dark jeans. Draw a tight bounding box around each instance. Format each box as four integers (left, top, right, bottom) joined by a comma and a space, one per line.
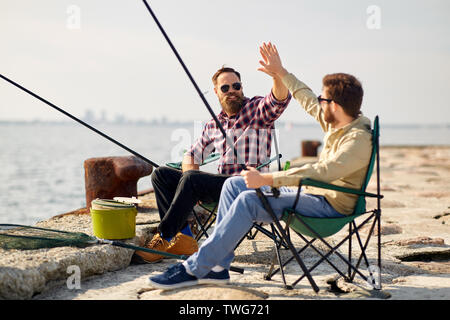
151, 166, 231, 238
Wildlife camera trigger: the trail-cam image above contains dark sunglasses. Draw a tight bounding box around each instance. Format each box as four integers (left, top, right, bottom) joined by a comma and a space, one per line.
317, 95, 333, 104
220, 82, 242, 93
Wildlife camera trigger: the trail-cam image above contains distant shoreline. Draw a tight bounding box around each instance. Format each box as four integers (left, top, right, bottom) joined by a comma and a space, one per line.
1, 120, 449, 129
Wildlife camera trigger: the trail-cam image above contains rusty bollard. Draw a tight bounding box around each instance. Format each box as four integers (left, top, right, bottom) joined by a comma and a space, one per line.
301, 140, 322, 157
83, 156, 153, 208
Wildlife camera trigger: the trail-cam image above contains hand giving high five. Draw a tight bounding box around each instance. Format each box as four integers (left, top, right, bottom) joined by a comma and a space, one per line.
257, 42, 288, 79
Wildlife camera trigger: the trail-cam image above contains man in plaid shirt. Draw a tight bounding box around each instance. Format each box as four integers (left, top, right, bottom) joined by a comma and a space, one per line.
135, 60, 291, 263
188, 89, 288, 175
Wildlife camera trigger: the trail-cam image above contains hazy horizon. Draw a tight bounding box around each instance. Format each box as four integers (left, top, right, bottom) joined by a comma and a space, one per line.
1, 117, 449, 129
1, 0, 449, 125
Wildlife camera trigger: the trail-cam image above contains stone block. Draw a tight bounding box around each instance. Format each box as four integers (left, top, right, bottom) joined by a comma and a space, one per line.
84, 156, 153, 208
301, 140, 322, 157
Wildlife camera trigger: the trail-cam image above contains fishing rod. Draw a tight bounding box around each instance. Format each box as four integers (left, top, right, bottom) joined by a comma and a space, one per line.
0, 73, 159, 168
141, 0, 236, 157
141, 0, 280, 172
0, 73, 244, 271
141, 0, 279, 187
141, 0, 319, 291
141, 0, 278, 175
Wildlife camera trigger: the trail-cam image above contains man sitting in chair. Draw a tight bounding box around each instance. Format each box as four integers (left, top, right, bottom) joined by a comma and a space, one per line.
147, 42, 373, 288
135, 59, 291, 263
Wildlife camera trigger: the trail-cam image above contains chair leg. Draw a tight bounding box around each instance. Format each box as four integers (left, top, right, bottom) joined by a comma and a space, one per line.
348, 222, 352, 280
377, 210, 382, 290
192, 203, 219, 241
352, 221, 373, 269
191, 209, 209, 240
195, 213, 217, 241
354, 216, 382, 290
292, 232, 350, 285
269, 214, 320, 292
291, 213, 379, 286
349, 217, 382, 289
255, 190, 320, 292
245, 223, 262, 240
265, 237, 317, 280
275, 225, 291, 289
245, 223, 260, 240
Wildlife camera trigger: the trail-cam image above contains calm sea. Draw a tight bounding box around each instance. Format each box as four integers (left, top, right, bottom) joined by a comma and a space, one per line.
1, 121, 449, 225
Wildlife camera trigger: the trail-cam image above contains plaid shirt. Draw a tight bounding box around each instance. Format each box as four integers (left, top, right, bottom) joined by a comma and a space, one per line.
187, 91, 291, 175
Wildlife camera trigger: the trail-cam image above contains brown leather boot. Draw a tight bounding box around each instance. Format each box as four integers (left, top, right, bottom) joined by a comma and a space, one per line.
167, 233, 199, 256
134, 233, 170, 263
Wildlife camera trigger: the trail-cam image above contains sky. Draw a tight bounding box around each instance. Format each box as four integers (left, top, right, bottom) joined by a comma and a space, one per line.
0, 0, 449, 125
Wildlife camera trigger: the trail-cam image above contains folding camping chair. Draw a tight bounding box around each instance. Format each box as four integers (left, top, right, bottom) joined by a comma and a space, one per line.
195, 126, 293, 244
166, 152, 220, 240
262, 116, 383, 292
167, 126, 285, 242
233, 159, 292, 250
166, 151, 282, 241
192, 153, 283, 241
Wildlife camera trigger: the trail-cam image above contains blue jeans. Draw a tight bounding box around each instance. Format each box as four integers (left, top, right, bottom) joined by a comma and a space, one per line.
185, 176, 345, 278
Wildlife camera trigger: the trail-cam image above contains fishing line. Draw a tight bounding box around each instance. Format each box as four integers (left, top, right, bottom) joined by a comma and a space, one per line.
0, 73, 159, 168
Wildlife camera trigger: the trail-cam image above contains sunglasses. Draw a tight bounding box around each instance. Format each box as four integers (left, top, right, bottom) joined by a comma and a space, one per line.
220, 82, 242, 93
317, 95, 333, 104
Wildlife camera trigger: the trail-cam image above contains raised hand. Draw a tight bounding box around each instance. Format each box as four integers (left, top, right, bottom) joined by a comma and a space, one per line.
257, 42, 287, 78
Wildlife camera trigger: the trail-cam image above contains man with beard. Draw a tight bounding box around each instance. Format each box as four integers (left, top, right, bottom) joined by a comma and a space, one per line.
135, 47, 291, 263
147, 42, 372, 289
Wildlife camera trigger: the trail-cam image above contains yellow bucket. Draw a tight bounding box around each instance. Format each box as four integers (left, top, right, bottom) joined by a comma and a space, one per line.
90, 199, 137, 239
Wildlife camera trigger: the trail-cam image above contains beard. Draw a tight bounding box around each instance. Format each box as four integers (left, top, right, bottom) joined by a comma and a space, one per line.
323, 106, 336, 125
220, 92, 244, 115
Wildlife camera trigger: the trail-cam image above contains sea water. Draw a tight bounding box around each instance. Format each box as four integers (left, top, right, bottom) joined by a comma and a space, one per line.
0, 121, 449, 225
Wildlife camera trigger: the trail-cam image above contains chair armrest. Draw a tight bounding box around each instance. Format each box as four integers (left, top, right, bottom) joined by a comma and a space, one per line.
166, 162, 182, 170
256, 154, 282, 170
166, 152, 221, 170
202, 152, 220, 165
301, 178, 383, 198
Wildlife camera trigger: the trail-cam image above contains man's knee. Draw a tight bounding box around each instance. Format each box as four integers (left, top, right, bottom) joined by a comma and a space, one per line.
180, 169, 201, 182
222, 176, 235, 192
151, 166, 178, 185
223, 176, 246, 193
151, 166, 164, 184
235, 190, 258, 210
235, 190, 277, 222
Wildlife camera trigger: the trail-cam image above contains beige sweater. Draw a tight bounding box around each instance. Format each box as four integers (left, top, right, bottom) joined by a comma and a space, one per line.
271, 73, 372, 215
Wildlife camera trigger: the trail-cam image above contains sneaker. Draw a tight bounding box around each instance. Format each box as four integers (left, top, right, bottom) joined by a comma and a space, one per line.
148, 263, 199, 289
199, 269, 230, 285
134, 233, 170, 263
166, 233, 198, 256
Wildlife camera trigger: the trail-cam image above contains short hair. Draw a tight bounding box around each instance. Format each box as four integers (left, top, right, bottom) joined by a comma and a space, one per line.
322, 73, 364, 118
212, 66, 241, 86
